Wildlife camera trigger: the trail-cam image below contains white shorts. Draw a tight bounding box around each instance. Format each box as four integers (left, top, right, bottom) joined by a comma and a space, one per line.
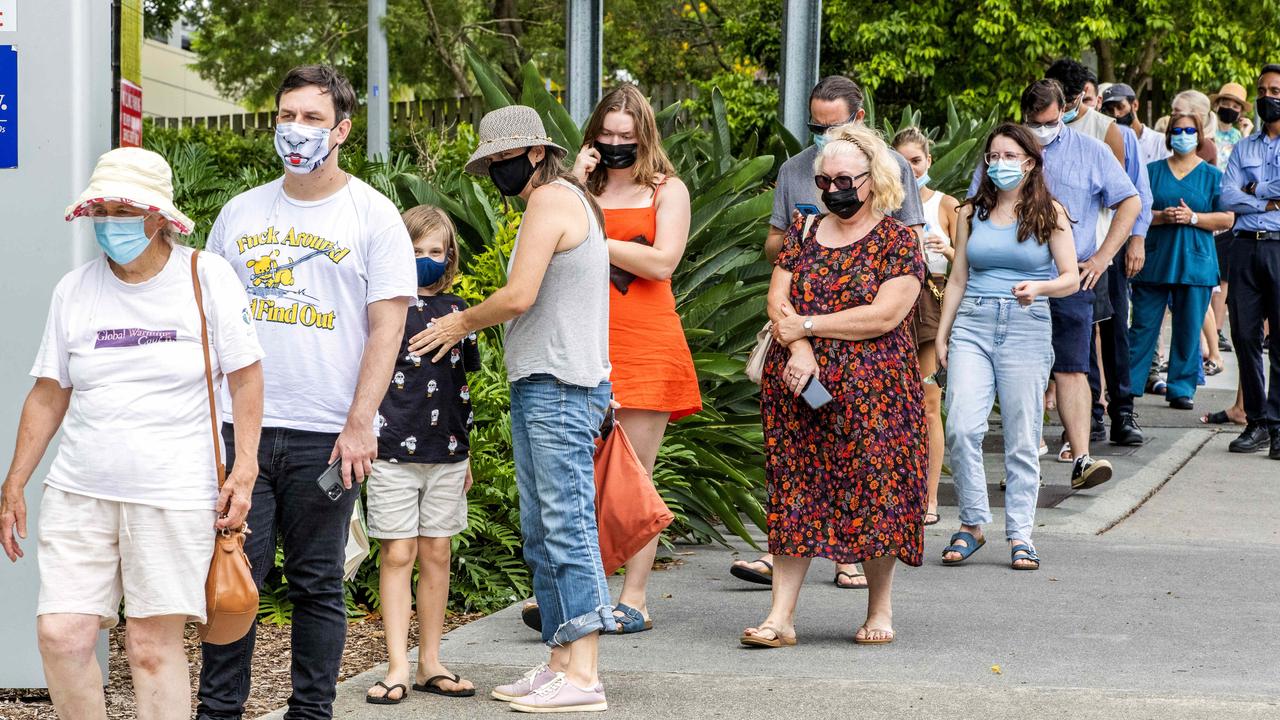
366, 459, 468, 539
37, 486, 216, 628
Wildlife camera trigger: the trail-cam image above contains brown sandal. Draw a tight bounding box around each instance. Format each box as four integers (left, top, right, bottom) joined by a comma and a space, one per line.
740, 626, 797, 648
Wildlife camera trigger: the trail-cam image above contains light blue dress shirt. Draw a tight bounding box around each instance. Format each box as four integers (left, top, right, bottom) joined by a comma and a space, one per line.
1221, 130, 1280, 232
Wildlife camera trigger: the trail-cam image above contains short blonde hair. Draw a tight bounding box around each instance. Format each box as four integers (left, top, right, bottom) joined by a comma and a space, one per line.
815, 123, 904, 216
1171, 90, 1213, 130
401, 204, 460, 293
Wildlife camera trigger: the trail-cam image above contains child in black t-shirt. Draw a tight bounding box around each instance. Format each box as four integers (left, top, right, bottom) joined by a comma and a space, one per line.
365, 205, 479, 703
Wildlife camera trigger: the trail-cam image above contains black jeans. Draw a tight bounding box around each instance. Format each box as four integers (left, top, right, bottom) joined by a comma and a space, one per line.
197, 425, 354, 720
1228, 235, 1280, 428
1090, 263, 1135, 423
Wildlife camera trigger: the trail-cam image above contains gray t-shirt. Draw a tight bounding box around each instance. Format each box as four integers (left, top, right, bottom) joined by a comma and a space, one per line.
770, 144, 925, 230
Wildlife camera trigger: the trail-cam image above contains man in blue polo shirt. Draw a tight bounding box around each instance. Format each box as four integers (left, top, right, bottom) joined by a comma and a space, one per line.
973, 79, 1141, 489
1220, 63, 1280, 458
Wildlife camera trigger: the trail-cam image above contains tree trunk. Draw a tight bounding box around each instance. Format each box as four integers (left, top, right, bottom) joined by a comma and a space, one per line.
492, 0, 526, 88
1094, 39, 1115, 83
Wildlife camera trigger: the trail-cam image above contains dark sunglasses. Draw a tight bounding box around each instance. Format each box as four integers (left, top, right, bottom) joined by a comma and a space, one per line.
814, 172, 869, 191
807, 115, 857, 135
1170, 127, 1198, 136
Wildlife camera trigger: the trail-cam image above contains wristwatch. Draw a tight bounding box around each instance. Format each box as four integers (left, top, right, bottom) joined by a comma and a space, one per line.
803, 318, 815, 337
1189, 212, 1199, 226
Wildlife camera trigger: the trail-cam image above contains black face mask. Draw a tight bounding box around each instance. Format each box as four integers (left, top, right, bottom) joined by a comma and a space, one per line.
594, 141, 638, 169
822, 187, 865, 219
489, 149, 535, 196
1216, 106, 1241, 125
1256, 97, 1280, 124
1114, 111, 1135, 126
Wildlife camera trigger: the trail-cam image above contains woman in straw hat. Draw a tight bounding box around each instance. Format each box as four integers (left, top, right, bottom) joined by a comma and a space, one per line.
410, 105, 615, 713
0, 147, 264, 719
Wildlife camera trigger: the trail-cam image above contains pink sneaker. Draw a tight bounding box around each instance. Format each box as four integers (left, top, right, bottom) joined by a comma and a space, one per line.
491, 663, 555, 702
509, 673, 607, 713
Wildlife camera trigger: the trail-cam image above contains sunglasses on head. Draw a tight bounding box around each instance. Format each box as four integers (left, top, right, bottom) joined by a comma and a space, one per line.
814, 172, 869, 191
807, 115, 857, 135
1170, 126, 1198, 136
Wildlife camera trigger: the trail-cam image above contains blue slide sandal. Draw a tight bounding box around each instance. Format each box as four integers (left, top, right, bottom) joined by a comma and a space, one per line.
942, 531, 985, 566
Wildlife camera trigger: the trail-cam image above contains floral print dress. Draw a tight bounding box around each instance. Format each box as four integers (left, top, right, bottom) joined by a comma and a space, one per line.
761, 214, 927, 566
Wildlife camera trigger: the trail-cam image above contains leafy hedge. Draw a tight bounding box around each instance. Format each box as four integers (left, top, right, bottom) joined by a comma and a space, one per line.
145, 59, 996, 621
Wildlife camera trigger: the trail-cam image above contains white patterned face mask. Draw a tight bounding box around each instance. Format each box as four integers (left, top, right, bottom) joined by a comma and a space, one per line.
274, 122, 336, 174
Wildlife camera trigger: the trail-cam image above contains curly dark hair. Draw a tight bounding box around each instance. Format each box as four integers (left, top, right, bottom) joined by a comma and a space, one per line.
967, 123, 1070, 246
1045, 58, 1092, 101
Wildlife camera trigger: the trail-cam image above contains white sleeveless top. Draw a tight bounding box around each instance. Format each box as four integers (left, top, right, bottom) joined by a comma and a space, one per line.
921, 190, 952, 275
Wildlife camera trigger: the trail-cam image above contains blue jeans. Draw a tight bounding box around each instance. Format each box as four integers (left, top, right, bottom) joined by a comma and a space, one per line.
510, 374, 616, 646
197, 426, 355, 720
945, 297, 1054, 543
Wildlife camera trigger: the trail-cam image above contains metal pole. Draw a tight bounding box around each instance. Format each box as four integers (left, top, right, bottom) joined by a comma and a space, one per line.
780, 0, 822, 141
564, 0, 602, 125
367, 0, 389, 161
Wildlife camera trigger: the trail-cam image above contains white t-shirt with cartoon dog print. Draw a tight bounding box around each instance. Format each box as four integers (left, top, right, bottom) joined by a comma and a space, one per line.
207, 176, 416, 433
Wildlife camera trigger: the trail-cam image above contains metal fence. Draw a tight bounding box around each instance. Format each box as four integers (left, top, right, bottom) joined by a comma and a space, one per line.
147, 81, 701, 135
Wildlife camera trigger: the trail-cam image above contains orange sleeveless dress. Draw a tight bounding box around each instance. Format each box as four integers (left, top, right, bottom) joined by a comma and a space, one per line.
603, 180, 703, 420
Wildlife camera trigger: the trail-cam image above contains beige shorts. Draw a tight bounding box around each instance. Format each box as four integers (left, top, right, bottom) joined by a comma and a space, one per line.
37, 486, 216, 628
366, 459, 468, 539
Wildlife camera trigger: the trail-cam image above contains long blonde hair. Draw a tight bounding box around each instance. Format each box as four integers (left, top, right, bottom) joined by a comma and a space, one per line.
582, 84, 676, 195
815, 123, 904, 215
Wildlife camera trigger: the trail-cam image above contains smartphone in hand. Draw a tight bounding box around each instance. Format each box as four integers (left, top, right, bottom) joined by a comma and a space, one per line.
316, 459, 345, 501
800, 376, 833, 409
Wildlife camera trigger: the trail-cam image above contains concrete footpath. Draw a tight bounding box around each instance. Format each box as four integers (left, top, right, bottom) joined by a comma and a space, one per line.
260, 364, 1280, 720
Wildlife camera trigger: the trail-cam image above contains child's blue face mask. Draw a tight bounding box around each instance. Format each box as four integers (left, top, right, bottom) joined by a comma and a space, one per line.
416, 256, 447, 287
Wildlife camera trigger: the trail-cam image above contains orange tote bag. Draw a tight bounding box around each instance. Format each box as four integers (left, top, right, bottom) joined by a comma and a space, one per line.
593, 422, 674, 575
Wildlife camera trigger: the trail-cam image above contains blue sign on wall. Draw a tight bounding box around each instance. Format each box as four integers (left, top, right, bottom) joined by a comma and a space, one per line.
0, 45, 15, 169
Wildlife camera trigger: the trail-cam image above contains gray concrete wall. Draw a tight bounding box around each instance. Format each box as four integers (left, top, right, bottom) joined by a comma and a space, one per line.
0, 0, 113, 689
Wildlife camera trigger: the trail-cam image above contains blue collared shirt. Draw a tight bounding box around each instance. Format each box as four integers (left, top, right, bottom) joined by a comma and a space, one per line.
1120, 125, 1153, 238
970, 125, 1138, 261
1221, 130, 1280, 232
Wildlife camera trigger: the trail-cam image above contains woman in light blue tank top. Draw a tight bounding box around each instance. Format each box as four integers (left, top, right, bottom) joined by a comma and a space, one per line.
935, 124, 1081, 572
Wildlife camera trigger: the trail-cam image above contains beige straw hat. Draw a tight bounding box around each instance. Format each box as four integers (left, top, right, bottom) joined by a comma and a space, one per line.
1211, 82, 1248, 107
65, 147, 195, 235
464, 105, 566, 176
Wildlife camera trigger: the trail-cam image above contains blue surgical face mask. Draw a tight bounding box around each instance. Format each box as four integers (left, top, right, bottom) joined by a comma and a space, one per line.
987, 160, 1026, 191
1062, 104, 1080, 124
813, 133, 829, 151
416, 256, 447, 288
274, 122, 337, 174
1170, 134, 1198, 155
916, 172, 931, 189
93, 216, 154, 265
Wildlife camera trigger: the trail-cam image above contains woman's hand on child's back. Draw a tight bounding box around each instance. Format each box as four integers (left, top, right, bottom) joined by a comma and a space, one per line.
409, 312, 469, 362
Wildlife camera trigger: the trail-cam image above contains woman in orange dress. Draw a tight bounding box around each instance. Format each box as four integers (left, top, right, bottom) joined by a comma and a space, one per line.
573, 84, 702, 632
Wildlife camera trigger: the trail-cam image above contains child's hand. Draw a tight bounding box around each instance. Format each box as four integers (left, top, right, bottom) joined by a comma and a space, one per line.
464, 463, 474, 494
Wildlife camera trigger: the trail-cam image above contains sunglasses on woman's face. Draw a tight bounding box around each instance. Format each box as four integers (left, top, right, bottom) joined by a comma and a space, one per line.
1170, 127, 1198, 136
814, 172, 869, 191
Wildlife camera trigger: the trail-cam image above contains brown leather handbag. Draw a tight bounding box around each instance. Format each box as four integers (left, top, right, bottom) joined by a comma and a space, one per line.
190, 251, 259, 645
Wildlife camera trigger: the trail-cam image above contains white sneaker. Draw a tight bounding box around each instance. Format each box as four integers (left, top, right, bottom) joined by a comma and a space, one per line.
492, 663, 555, 702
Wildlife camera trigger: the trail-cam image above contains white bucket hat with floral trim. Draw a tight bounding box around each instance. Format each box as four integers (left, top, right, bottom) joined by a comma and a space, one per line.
65, 147, 195, 235
464, 105, 567, 176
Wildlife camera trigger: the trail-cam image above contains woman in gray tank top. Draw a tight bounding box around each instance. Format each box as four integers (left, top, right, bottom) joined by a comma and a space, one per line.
410, 105, 614, 713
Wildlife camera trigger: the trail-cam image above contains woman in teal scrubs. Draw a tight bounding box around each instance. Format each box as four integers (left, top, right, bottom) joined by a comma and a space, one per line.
1128, 112, 1235, 409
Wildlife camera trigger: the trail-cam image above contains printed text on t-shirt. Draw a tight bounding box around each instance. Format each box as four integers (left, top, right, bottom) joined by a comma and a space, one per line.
94, 328, 179, 348
235, 225, 353, 332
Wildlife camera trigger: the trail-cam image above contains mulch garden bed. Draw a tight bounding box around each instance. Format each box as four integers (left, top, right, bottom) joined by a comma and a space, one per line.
0, 612, 482, 720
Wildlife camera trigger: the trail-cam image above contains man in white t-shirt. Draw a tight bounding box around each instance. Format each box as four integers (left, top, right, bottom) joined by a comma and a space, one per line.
1101, 83, 1171, 166
196, 66, 416, 720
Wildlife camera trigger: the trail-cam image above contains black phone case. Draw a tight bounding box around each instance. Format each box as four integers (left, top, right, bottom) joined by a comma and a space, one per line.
316, 459, 345, 501
801, 376, 833, 409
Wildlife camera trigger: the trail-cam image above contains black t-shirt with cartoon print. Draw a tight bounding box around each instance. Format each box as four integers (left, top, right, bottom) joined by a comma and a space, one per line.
376, 293, 480, 463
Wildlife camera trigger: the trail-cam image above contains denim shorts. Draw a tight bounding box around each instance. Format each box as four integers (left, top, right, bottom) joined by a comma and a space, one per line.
1049, 288, 1095, 374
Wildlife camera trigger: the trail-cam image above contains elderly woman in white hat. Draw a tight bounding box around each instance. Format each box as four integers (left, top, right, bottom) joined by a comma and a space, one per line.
411, 105, 615, 713
0, 147, 264, 720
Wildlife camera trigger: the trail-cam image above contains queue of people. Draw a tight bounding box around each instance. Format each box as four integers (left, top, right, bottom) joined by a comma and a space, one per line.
3, 58, 1280, 719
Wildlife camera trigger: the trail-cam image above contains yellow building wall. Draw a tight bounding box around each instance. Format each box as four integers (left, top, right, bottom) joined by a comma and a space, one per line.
141, 39, 244, 118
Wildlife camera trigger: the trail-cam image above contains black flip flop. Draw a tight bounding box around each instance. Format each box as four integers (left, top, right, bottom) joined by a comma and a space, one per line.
729, 559, 773, 585
521, 602, 542, 631
365, 681, 408, 705
924, 512, 940, 526
1200, 410, 1235, 425
414, 673, 476, 698
833, 570, 867, 589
